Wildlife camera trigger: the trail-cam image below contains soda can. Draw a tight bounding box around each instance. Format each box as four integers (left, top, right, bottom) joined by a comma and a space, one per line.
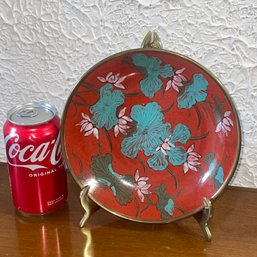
3, 102, 68, 214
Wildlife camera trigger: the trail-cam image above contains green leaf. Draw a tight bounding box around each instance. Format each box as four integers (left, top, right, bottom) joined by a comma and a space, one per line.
155, 184, 174, 220
204, 153, 215, 165
90, 154, 135, 205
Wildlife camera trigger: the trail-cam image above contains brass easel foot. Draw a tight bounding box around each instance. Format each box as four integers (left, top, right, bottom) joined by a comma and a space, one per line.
193, 197, 212, 241
79, 186, 100, 227
141, 31, 163, 49
81, 228, 94, 257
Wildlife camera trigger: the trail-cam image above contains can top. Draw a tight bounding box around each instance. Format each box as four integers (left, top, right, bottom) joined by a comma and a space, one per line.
7, 102, 57, 126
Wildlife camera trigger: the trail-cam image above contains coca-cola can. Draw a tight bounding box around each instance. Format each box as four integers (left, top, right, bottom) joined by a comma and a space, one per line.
3, 102, 68, 214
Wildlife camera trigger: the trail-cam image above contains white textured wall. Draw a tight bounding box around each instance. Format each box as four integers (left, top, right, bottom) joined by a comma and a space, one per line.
0, 0, 256, 187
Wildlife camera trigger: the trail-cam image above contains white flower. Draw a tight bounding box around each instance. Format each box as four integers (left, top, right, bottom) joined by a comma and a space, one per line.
77, 113, 99, 139
165, 68, 187, 92
114, 107, 132, 137
183, 144, 201, 173
215, 111, 234, 136
156, 137, 174, 155
97, 72, 136, 89
134, 170, 151, 202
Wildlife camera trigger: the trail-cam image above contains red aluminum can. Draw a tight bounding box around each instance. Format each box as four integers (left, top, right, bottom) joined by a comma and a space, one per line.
3, 102, 68, 214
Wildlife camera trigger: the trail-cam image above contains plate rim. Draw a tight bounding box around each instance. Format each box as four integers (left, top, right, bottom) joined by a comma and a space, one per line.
61, 47, 242, 223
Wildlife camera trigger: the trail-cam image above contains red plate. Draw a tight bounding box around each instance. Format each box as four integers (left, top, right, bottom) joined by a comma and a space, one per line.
61, 48, 241, 222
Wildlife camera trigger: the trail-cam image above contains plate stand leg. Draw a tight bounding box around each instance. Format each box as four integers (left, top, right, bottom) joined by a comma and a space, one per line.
79, 186, 100, 227
141, 31, 163, 49
193, 197, 212, 241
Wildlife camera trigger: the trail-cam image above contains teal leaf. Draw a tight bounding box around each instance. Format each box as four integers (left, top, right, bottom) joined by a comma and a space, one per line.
121, 102, 171, 159
171, 124, 191, 144
90, 84, 124, 130
140, 76, 162, 98
132, 54, 149, 67
130, 102, 165, 128
177, 73, 208, 109
213, 166, 224, 189
145, 123, 190, 170
121, 135, 142, 158
159, 64, 174, 78
132, 54, 174, 98
164, 199, 174, 216
147, 151, 168, 171
215, 166, 224, 184
167, 146, 187, 166
99, 83, 113, 97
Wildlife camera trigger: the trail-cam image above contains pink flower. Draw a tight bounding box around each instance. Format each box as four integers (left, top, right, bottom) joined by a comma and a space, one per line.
183, 144, 201, 173
156, 137, 174, 155
97, 72, 136, 89
134, 170, 151, 202
215, 111, 234, 136
165, 68, 187, 92
114, 107, 132, 137
77, 113, 99, 139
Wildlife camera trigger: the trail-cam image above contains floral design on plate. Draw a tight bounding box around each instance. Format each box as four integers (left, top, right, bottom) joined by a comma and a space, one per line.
62, 49, 241, 223
132, 54, 174, 98
97, 72, 136, 89
90, 84, 125, 130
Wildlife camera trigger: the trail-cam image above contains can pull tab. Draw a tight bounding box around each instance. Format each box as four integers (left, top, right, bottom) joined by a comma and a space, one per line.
17, 108, 38, 118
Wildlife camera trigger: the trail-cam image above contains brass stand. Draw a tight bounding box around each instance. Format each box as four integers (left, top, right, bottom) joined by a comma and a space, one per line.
81, 228, 94, 257
79, 187, 213, 240
141, 31, 163, 49
193, 198, 212, 241
79, 186, 100, 228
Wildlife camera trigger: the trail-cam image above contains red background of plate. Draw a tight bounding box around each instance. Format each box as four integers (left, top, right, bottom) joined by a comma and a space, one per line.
62, 49, 240, 222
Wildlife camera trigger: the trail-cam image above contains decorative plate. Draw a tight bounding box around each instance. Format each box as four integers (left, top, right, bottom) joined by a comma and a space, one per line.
61, 46, 241, 223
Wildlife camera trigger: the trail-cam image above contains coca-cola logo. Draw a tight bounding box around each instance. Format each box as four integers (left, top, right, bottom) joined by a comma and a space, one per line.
4, 132, 62, 171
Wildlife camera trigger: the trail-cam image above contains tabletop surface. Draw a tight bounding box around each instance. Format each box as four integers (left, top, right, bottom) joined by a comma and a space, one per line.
1, 162, 257, 257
